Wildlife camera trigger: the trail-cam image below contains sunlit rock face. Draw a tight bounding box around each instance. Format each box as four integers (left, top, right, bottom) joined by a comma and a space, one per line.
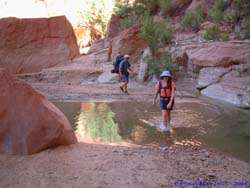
109, 24, 148, 64
0, 0, 115, 48
0, 0, 114, 27
201, 66, 250, 109
0, 68, 77, 155
186, 42, 250, 72
104, 14, 121, 48
197, 67, 230, 89
75, 27, 91, 47
88, 39, 105, 54
0, 16, 79, 74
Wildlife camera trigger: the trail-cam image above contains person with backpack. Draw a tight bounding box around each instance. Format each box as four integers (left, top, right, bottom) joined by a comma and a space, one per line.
119, 54, 133, 94
111, 53, 124, 74
153, 70, 176, 131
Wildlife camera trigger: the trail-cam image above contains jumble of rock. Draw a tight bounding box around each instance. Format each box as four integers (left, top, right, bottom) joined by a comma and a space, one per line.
200, 65, 250, 109
196, 67, 230, 89
182, 41, 250, 108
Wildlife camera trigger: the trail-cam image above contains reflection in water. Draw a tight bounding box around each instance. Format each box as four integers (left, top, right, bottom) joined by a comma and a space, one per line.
75, 102, 122, 143
54, 100, 250, 162
54, 102, 81, 128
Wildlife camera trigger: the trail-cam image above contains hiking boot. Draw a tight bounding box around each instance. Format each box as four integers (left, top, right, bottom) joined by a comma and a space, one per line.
120, 86, 124, 92
124, 91, 129, 95
162, 127, 170, 132
159, 146, 168, 151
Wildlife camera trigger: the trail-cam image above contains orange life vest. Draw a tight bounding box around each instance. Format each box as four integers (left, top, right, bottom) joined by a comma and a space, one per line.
158, 80, 172, 99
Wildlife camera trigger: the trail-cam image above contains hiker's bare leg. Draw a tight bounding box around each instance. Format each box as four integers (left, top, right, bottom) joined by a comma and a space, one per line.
167, 110, 171, 125
162, 110, 168, 127
124, 80, 128, 92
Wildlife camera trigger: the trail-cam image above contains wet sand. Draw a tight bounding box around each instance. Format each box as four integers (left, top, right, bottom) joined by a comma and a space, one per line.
0, 143, 249, 188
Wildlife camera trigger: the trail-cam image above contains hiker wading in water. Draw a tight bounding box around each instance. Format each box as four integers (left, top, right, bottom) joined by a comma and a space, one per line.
153, 70, 176, 130
119, 54, 133, 94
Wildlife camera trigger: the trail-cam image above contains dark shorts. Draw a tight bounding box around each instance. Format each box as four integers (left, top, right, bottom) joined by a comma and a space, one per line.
160, 98, 174, 111
122, 74, 129, 82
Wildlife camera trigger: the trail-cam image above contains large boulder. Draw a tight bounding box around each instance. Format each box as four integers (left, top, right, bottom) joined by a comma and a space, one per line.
104, 14, 121, 48
137, 48, 151, 83
0, 68, 77, 154
88, 39, 105, 54
197, 67, 230, 89
172, 49, 189, 67
201, 68, 250, 109
0, 16, 80, 74
187, 42, 250, 72
108, 24, 148, 64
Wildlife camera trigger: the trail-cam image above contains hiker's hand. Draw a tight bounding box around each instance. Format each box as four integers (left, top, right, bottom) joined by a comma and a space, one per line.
167, 103, 172, 109
153, 98, 156, 105
132, 72, 137, 77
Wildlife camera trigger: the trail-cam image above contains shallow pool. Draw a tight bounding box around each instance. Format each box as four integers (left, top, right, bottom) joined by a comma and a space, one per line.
54, 99, 250, 162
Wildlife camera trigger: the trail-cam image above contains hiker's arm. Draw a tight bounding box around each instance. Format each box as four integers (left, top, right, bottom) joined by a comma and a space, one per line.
128, 63, 133, 73
167, 85, 175, 108
128, 65, 133, 72
119, 62, 123, 78
129, 67, 134, 76
153, 86, 159, 105
119, 69, 122, 79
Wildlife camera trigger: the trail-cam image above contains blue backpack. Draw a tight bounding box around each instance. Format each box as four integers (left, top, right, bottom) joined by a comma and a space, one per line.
111, 55, 124, 74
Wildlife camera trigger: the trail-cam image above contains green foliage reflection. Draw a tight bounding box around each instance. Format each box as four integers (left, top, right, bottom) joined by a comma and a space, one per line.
76, 103, 122, 143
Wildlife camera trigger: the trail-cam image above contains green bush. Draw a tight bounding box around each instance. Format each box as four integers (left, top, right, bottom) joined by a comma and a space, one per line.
181, 7, 203, 31
79, 0, 111, 41
204, 25, 229, 41
220, 32, 229, 41
146, 51, 179, 77
158, 0, 175, 16
209, 9, 224, 24
236, 64, 250, 77
139, 14, 176, 77
134, 0, 159, 14
113, 0, 131, 18
224, 9, 237, 24
155, 21, 174, 45
120, 10, 147, 30
139, 15, 158, 57
114, 0, 152, 30
139, 16, 174, 57
208, 0, 225, 23
214, 0, 225, 11
114, 0, 159, 18
243, 22, 250, 39
236, 0, 250, 8
204, 25, 221, 40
